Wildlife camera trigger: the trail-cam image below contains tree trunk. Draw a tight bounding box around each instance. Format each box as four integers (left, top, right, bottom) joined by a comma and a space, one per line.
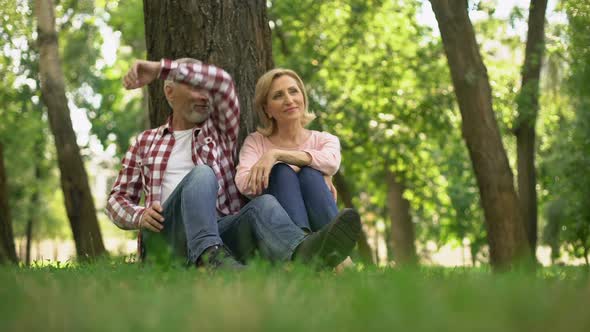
143, 0, 274, 146
515, 0, 548, 255
35, 0, 106, 259
25, 164, 41, 266
0, 143, 18, 264
385, 170, 418, 266
333, 171, 375, 265
429, 0, 532, 270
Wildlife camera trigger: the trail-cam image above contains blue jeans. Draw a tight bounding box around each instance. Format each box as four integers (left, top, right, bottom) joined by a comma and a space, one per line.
264, 164, 338, 232
142, 165, 306, 264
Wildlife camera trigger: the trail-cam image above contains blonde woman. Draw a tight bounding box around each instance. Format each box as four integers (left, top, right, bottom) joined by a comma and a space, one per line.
235, 69, 360, 267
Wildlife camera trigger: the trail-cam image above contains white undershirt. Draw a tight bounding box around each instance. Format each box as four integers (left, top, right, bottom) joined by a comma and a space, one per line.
161, 129, 195, 204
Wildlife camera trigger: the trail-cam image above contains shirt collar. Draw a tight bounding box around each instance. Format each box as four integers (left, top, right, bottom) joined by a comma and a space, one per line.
160, 115, 204, 137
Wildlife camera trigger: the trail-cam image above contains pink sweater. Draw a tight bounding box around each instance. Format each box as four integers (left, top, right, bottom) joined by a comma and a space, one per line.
235, 130, 341, 196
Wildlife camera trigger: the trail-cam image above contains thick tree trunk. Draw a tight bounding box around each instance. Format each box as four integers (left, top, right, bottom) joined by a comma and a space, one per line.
385, 170, 417, 266
143, 0, 274, 146
333, 172, 375, 265
515, 0, 548, 255
429, 0, 532, 270
0, 143, 18, 264
35, 0, 105, 259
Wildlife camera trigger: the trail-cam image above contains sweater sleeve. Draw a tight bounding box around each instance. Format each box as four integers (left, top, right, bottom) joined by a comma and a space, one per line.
235, 134, 264, 197
301, 132, 341, 176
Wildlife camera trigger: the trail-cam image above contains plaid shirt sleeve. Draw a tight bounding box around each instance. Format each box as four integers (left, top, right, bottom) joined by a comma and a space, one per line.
159, 58, 240, 145
106, 133, 146, 230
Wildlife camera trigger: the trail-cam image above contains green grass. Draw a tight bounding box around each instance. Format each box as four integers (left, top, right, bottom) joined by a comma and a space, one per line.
1, 260, 589, 331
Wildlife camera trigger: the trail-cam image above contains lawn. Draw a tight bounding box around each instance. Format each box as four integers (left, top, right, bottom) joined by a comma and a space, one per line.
1, 260, 589, 331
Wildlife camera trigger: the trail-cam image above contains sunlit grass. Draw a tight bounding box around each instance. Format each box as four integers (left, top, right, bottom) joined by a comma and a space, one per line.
1, 259, 589, 331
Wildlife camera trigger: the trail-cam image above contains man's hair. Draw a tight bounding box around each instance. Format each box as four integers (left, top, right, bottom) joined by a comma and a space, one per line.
254, 68, 316, 136
164, 58, 202, 110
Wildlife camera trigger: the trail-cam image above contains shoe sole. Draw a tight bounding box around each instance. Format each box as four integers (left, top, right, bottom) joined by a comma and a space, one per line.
318, 209, 361, 267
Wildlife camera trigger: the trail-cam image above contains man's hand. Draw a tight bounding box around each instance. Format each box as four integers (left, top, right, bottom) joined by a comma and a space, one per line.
123, 60, 161, 90
324, 175, 337, 202
139, 202, 165, 232
247, 150, 278, 195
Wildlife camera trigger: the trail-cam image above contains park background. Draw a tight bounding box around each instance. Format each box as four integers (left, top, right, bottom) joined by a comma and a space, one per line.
0, 0, 589, 270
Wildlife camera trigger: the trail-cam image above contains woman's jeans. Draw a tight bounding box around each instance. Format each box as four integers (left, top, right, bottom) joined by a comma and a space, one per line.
142, 165, 306, 264
264, 163, 339, 233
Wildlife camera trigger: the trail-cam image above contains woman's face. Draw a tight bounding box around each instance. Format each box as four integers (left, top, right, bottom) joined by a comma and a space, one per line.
265, 75, 305, 125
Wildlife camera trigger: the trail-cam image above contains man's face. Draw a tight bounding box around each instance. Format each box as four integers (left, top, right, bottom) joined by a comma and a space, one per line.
165, 82, 212, 125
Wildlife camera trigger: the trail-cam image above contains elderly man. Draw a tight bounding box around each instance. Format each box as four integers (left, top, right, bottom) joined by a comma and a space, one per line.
106, 58, 360, 269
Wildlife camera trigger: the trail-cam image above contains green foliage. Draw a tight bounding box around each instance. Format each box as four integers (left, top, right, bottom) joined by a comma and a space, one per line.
0, 0, 146, 244
538, 0, 590, 264
0, 0, 71, 240
269, 0, 483, 261
1, 263, 590, 331
89, 0, 147, 157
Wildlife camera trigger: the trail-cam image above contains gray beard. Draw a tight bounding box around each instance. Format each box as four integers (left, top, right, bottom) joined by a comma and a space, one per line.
186, 103, 212, 124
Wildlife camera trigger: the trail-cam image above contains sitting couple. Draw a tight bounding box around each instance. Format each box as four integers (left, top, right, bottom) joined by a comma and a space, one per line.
107, 58, 361, 270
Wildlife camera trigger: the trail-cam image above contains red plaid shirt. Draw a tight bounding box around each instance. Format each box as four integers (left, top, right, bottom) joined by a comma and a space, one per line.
106, 59, 242, 230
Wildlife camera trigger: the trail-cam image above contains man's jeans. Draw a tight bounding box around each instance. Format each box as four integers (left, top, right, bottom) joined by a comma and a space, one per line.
264, 163, 338, 233
142, 165, 306, 264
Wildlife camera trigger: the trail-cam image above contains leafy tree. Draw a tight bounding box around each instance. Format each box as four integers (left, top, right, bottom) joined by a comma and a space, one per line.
0, 0, 72, 262
0, 143, 18, 264
429, 0, 532, 270
539, 0, 590, 265
35, 0, 106, 259
514, 0, 548, 254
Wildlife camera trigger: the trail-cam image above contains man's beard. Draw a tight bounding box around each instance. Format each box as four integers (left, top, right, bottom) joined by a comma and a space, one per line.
185, 103, 212, 124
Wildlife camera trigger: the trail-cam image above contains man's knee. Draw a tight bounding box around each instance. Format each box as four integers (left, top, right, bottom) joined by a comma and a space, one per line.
251, 194, 280, 210
186, 165, 217, 187
249, 194, 288, 220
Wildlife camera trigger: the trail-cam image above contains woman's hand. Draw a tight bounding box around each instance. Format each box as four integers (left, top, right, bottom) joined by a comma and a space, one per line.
247, 150, 277, 195
324, 175, 337, 202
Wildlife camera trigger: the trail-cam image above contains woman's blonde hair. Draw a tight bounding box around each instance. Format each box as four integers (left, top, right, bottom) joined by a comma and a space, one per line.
254, 68, 316, 136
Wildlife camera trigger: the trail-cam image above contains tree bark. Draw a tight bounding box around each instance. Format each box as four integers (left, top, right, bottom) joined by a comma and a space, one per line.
385, 170, 418, 266
35, 0, 106, 259
25, 164, 41, 266
143, 0, 274, 147
0, 143, 18, 264
429, 0, 532, 270
333, 172, 375, 265
515, 0, 548, 255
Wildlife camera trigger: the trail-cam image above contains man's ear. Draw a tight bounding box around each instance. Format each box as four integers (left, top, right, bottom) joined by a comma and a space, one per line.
164, 84, 174, 103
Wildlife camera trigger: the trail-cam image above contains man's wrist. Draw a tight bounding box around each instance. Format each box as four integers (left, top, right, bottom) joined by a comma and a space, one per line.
158, 58, 175, 80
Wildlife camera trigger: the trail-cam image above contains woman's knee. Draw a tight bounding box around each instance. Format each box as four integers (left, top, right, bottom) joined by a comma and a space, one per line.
268, 163, 299, 189
270, 163, 297, 178
298, 166, 324, 184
